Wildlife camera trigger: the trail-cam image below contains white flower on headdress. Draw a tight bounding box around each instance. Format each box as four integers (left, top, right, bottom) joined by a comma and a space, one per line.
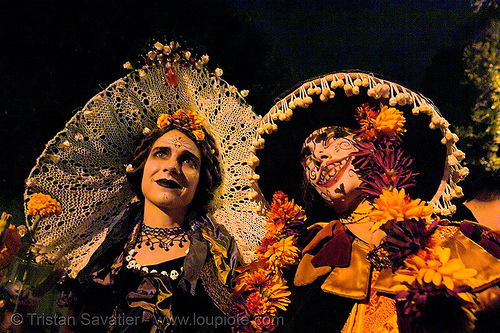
240, 90, 249, 97
154, 42, 164, 51
214, 68, 223, 77
123, 61, 134, 70
201, 55, 209, 64
125, 164, 134, 173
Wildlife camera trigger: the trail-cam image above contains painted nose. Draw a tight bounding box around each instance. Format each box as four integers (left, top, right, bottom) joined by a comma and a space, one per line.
164, 159, 181, 174
311, 151, 328, 167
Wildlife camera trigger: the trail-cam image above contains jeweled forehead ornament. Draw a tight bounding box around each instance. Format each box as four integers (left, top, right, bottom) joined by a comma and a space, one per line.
248, 72, 468, 216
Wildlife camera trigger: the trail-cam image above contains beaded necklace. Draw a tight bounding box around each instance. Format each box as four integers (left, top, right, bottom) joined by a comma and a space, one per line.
125, 248, 187, 279
125, 224, 192, 279
136, 224, 192, 251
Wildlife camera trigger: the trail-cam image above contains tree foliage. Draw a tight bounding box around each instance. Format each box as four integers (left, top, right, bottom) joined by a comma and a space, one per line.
460, 12, 500, 171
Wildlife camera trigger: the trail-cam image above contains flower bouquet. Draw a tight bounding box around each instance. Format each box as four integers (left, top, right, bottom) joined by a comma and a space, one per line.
0, 193, 65, 329
231, 192, 305, 333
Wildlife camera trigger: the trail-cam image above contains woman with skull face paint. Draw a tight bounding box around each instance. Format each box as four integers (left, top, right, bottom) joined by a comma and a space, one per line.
22, 42, 265, 333
57, 112, 239, 333
247, 72, 500, 333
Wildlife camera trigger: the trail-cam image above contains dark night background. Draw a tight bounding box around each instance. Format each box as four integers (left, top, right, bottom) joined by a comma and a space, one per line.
0, 0, 484, 222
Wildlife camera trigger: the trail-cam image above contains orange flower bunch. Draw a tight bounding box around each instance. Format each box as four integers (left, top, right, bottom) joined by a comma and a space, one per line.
264, 191, 306, 236
232, 261, 291, 332
157, 109, 205, 141
256, 191, 305, 270
232, 192, 305, 332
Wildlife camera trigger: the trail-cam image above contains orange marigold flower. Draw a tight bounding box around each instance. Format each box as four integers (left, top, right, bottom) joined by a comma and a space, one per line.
245, 291, 277, 317
265, 191, 306, 236
373, 105, 406, 138
356, 103, 378, 140
256, 234, 277, 259
27, 193, 62, 218
369, 188, 433, 231
0, 225, 22, 268
156, 113, 171, 128
264, 236, 300, 269
233, 260, 273, 295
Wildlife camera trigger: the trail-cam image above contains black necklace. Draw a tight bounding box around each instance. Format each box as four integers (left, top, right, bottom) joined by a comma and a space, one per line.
136, 224, 191, 251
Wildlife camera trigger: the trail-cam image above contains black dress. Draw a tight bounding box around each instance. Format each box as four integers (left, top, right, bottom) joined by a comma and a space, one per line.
58, 202, 241, 333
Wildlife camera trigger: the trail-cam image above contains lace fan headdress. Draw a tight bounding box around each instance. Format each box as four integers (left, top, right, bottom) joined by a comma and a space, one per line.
24, 41, 266, 277
247, 72, 469, 217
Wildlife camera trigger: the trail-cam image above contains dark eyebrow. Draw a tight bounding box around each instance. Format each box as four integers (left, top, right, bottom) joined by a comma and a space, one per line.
151, 146, 170, 154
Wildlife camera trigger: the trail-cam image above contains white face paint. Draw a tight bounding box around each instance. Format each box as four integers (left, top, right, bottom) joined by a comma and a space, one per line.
301, 127, 362, 213
141, 129, 201, 214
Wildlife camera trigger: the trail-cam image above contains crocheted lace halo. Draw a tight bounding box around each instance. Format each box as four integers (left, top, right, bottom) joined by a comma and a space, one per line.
24, 53, 266, 277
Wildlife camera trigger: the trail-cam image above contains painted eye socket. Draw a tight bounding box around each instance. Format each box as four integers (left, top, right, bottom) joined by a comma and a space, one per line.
153, 150, 169, 159
179, 154, 200, 169
182, 158, 196, 167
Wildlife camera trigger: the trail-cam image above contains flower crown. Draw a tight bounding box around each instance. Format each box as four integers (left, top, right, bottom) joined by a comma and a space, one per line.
157, 109, 205, 141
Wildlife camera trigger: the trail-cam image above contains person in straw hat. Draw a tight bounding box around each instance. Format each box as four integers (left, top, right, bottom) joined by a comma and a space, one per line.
17, 41, 267, 332
240, 71, 500, 332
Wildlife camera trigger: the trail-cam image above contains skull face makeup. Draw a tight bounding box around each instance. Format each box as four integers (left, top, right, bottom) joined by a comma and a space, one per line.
301, 126, 363, 213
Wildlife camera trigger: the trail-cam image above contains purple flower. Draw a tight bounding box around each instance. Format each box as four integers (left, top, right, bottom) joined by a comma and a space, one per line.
378, 218, 438, 271
352, 138, 417, 197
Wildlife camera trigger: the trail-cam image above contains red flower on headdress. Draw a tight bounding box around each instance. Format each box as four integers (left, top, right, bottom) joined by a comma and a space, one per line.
157, 109, 205, 141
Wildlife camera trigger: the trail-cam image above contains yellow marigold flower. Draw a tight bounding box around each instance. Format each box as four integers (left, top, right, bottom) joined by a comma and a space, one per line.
192, 129, 205, 141
264, 236, 300, 269
264, 279, 291, 311
27, 193, 62, 218
156, 113, 171, 128
373, 105, 406, 138
369, 188, 433, 231
394, 246, 477, 291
